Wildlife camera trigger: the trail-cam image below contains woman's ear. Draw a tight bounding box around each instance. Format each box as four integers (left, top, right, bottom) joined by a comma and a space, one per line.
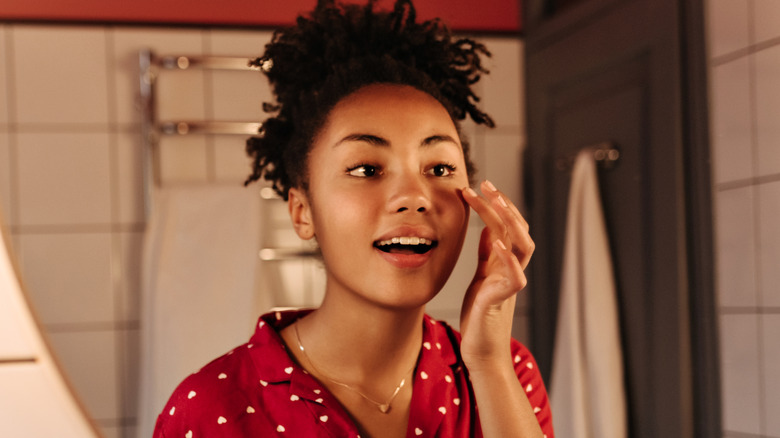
288, 187, 315, 240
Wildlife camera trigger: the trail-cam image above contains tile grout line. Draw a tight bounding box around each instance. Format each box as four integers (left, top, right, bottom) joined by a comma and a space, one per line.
747, 2, 768, 433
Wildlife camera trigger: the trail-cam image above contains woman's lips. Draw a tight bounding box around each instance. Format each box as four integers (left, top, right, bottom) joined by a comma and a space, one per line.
374, 245, 434, 269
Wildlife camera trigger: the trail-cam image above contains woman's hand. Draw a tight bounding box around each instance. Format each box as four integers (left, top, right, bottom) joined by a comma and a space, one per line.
459, 180, 534, 371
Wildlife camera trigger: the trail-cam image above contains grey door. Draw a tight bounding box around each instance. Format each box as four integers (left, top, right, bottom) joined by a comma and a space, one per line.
523, 0, 719, 436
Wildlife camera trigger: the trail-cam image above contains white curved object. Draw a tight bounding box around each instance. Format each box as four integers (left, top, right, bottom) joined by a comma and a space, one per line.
0, 219, 101, 437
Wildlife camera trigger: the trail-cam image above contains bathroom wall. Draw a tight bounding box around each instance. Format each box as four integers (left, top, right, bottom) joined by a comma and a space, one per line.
707, 0, 780, 436
0, 23, 527, 438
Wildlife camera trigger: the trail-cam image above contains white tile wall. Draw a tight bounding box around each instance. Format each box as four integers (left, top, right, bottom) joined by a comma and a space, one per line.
213, 136, 254, 184
710, 58, 752, 184
764, 315, 780, 436
157, 135, 210, 183
18, 233, 114, 325
481, 38, 524, 129
753, 0, 780, 44
0, 26, 8, 126
16, 133, 112, 226
719, 314, 761, 434
110, 28, 206, 126
707, 0, 750, 58
482, 130, 525, 207
754, 45, 780, 177
714, 187, 757, 307
708, 0, 780, 435
12, 26, 110, 126
0, 22, 527, 438
0, 134, 11, 227
759, 181, 780, 307
47, 330, 120, 421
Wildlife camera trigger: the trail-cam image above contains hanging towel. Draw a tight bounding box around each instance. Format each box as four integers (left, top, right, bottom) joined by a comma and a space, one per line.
550, 150, 627, 438
137, 185, 268, 438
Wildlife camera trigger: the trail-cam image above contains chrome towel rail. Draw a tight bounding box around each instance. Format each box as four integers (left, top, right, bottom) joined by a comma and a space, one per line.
158, 121, 262, 136
555, 141, 621, 172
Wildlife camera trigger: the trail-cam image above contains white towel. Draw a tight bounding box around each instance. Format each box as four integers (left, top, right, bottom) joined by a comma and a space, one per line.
137, 185, 267, 438
550, 150, 627, 438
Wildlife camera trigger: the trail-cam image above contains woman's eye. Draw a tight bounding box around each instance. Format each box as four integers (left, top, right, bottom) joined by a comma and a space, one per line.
347, 164, 379, 177
426, 164, 456, 177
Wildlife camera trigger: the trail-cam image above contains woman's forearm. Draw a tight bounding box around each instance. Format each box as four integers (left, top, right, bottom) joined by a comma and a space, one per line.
467, 359, 545, 438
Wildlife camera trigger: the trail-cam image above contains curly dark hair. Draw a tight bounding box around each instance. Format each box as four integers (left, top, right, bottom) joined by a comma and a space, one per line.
244, 0, 494, 199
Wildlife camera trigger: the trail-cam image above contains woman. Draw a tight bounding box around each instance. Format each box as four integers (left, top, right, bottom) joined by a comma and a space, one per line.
154, 1, 553, 436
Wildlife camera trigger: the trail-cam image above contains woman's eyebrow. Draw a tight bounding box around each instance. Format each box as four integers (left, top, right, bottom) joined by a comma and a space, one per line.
334, 133, 389, 147
334, 133, 459, 148
422, 135, 459, 147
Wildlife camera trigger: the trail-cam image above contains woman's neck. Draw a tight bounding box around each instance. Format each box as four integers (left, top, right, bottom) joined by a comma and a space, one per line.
293, 293, 425, 382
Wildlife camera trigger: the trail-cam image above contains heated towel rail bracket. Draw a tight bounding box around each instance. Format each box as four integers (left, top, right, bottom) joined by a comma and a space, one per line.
138, 49, 317, 261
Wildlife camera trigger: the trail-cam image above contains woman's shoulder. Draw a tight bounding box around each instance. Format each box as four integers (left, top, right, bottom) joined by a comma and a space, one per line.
155, 344, 257, 421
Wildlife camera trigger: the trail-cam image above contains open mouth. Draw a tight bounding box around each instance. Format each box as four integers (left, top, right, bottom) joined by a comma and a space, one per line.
373, 237, 437, 255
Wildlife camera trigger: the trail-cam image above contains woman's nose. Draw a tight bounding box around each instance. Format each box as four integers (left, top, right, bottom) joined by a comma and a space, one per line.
387, 173, 432, 214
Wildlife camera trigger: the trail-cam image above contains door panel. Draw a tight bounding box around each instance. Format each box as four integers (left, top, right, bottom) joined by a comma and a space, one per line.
524, 0, 718, 436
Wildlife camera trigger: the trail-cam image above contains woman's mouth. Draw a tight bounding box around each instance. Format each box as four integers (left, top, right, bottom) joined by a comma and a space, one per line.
373, 237, 437, 255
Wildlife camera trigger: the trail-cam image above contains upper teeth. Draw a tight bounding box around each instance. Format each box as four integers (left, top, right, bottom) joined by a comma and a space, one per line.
377, 237, 432, 246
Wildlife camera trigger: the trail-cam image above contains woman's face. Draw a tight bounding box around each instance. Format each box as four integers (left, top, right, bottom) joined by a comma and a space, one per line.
288, 83, 471, 309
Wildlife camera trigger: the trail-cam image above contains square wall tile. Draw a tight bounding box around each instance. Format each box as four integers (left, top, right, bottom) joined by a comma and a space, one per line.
99, 425, 122, 438
12, 25, 109, 125
714, 188, 757, 307
18, 232, 114, 325
710, 59, 753, 184
47, 329, 119, 421
481, 38, 524, 129
157, 135, 209, 184
209, 69, 270, 122
762, 315, 780, 435
429, 221, 481, 317
758, 181, 780, 307
207, 29, 273, 56
0, 25, 9, 125
111, 27, 205, 126
16, 132, 112, 226
259, 258, 309, 308
213, 135, 253, 184
0, 134, 12, 227
115, 131, 145, 224
719, 314, 761, 434
754, 0, 780, 44
705, 0, 750, 58
154, 70, 208, 122
208, 30, 274, 123
755, 46, 780, 177
482, 130, 524, 207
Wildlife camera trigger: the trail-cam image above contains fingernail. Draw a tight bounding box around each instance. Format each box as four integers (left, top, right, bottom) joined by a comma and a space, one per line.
464, 187, 478, 197
484, 180, 497, 192
495, 240, 507, 250
497, 195, 508, 208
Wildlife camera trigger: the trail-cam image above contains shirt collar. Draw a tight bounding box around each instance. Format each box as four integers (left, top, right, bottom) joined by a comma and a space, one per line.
247, 310, 460, 382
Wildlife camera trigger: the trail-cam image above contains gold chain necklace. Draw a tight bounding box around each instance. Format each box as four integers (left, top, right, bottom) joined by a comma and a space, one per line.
294, 322, 416, 414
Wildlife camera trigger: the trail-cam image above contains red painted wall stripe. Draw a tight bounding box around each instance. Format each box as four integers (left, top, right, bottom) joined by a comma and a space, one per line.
0, 0, 521, 33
